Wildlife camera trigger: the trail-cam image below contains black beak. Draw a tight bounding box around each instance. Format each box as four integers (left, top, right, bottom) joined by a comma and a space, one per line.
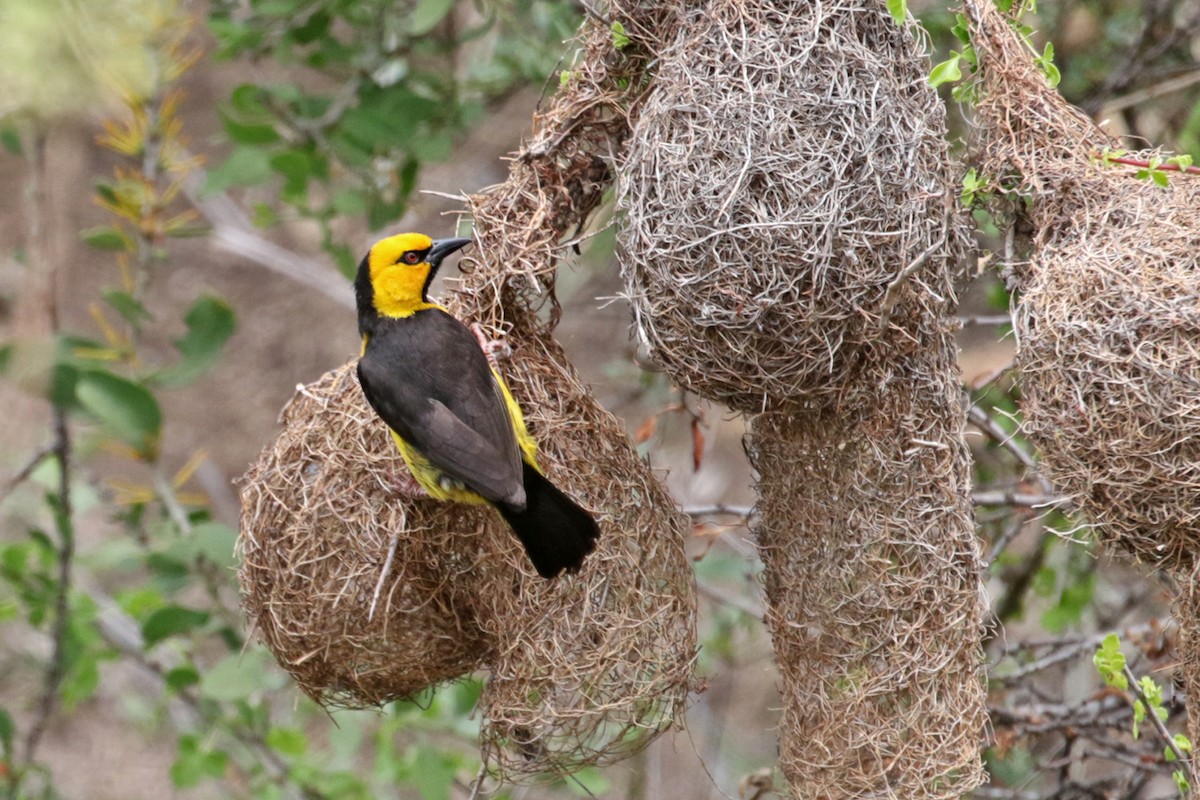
427, 237, 472, 267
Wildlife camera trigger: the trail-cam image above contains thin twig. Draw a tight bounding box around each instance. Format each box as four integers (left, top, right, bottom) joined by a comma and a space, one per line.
21, 407, 74, 767
967, 404, 1039, 472
1122, 664, 1190, 767
18, 133, 76, 772
973, 489, 1068, 509
879, 224, 948, 323
0, 445, 54, 506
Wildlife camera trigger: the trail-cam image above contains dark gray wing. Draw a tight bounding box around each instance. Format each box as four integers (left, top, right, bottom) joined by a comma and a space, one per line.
356, 310, 525, 506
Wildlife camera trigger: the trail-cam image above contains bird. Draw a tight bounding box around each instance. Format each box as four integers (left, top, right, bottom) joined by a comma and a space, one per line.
354, 232, 600, 578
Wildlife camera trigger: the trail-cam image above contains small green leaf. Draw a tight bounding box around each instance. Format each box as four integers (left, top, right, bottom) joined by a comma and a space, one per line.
80, 226, 130, 251
289, 9, 331, 43
0, 129, 21, 155
142, 605, 210, 646
203, 146, 274, 193
152, 296, 236, 388
0, 707, 14, 754
165, 665, 200, 692
200, 653, 265, 702
1173, 769, 1190, 794
269, 150, 312, 201
102, 290, 153, 328
929, 54, 963, 88
411, 744, 458, 800
409, 0, 454, 35
229, 84, 271, 118
191, 521, 238, 568
1093, 633, 1128, 689
251, 203, 276, 228
220, 111, 280, 145
1152, 170, 1170, 187
610, 20, 631, 49
171, 735, 229, 788
886, 0, 907, 24
266, 727, 308, 756
331, 188, 366, 216
951, 13, 971, 44
74, 370, 162, 458
1041, 60, 1061, 87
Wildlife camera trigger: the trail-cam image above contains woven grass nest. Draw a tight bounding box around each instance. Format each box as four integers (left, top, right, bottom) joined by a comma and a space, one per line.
238, 295, 697, 777
618, 0, 970, 413
968, 0, 1200, 570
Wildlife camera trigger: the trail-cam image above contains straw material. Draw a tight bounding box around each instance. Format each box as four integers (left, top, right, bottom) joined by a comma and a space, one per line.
617, 0, 987, 795
618, 0, 971, 413
239, 11, 697, 780
968, 0, 1200, 570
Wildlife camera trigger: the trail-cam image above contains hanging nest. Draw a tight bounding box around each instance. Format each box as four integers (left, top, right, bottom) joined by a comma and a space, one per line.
239, 13, 697, 779
967, 0, 1200, 571
238, 364, 494, 708
618, 0, 970, 414
749, 340, 986, 799
1176, 574, 1200, 789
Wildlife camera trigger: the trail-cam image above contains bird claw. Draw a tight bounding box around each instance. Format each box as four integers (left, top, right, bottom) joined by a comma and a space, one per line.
469, 322, 513, 368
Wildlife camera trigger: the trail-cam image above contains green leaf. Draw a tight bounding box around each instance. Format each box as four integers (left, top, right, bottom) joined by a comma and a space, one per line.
610, 20, 631, 49
409, 0, 454, 35
199, 653, 265, 702
331, 188, 366, 216
102, 290, 153, 328
220, 111, 280, 145
152, 296, 236, 388
204, 146, 274, 193
269, 150, 312, 201
886, 0, 907, 23
289, 9, 331, 43
165, 665, 200, 692
266, 727, 308, 756
80, 226, 130, 251
75, 370, 162, 458
951, 13, 971, 44
191, 521, 238, 568
929, 54, 963, 87
229, 84, 271, 118
1152, 169, 1170, 187
0, 707, 14, 754
171, 734, 229, 788
142, 605, 210, 646
1174, 769, 1190, 795
411, 744, 458, 800
1093, 633, 1128, 689
0, 129, 21, 155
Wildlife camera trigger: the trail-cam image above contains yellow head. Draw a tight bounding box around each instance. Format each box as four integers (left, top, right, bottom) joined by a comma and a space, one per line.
357, 233, 472, 320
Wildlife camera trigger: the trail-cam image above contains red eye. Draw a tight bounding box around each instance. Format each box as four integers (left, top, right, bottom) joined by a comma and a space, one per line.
402, 252, 421, 265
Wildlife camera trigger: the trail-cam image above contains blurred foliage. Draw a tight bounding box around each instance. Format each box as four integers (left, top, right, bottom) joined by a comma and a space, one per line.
205, 0, 581, 274
0, 0, 1198, 797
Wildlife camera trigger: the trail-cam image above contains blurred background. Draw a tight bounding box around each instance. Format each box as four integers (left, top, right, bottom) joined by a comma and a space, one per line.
0, 0, 1197, 797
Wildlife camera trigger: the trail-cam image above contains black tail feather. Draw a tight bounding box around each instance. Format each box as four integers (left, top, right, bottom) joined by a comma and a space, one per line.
497, 462, 600, 579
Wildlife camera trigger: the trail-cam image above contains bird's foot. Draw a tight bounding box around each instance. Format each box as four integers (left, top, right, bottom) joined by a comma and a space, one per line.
470, 322, 513, 369
383, 469, 428, 499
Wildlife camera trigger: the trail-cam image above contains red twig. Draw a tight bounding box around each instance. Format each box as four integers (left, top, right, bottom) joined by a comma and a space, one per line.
1095, 152, 1200, 175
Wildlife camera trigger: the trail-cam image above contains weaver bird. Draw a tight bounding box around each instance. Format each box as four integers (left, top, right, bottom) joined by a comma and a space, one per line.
354, 232, 600, 578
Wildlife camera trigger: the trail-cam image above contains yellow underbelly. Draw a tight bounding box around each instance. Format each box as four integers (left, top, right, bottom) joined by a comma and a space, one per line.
390, 368, 541, 503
